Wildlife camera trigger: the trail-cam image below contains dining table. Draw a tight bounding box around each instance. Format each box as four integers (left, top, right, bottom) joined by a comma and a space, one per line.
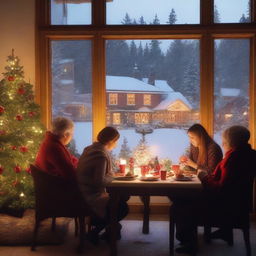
106, 176, 202, 256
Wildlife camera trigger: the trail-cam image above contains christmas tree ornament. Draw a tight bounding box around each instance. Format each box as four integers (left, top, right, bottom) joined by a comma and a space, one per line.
0, 166, 4, 175
14, 165, 22, 173
8, 76, 14, 81
0, 105, 5, 114
0, 130, 6, 135
19, 146, 28, 153
28, 111, 36, 117
16, 114, 23, 121
11, 146, 17, 150
25, 167, 31, 174
17, 87, 25, 95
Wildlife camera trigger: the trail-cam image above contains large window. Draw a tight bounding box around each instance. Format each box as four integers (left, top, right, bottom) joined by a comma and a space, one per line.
214, 39, 250, 144
107, 0, 200, 25
51, 40, 92, 155
106, 39, 200, 164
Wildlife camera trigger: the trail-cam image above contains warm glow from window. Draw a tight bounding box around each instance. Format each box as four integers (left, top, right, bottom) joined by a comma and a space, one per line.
113, 113, 121, 124
127, 94, 135, 105
135, 113, 149, 124
225, 113, 233, 119
109, 93, 118, 105
144, 94, 151, 105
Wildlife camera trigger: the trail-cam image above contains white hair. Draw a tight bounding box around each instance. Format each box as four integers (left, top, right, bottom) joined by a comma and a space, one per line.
52, 117, 74, 137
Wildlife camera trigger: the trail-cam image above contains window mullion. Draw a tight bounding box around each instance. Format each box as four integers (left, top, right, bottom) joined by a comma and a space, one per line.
92, 0, 106, 26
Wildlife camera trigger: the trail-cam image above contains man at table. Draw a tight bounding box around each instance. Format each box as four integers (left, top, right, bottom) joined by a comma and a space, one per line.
174, 125, 256, 254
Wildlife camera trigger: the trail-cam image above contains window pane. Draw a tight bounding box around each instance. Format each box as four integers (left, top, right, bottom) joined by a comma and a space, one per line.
214, 39, 250, 145
106, 39, 200, 165
51, 0, 91, 25
214, 0, 250, 23
51, 40, 92, 155
107, 0, 200, 25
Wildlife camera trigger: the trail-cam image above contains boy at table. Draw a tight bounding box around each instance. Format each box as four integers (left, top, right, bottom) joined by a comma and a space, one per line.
174, 126, 256, 254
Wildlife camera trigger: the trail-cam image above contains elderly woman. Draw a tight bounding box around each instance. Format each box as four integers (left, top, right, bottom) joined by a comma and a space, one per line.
77, 126, 129, 244
174, 126, 256, 254
35, 117, 78, 180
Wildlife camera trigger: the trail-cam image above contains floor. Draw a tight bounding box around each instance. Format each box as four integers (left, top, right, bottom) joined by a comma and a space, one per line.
0, 214, 255, 256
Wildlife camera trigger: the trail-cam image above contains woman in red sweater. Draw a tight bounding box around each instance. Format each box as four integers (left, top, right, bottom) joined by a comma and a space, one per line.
174, 126, 256, 255
35, 117, 78, 180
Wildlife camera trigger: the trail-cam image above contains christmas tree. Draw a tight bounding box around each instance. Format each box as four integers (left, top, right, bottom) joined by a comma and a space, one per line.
118, 137, 131, 162
133, 138, 152, 166
0, 50, 45, 213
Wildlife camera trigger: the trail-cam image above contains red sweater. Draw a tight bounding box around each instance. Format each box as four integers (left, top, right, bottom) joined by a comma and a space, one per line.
198, 144, 256, 209
35, 131, 78, 179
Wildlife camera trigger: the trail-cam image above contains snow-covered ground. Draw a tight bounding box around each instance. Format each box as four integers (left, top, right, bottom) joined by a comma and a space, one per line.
74, 122, 190, 163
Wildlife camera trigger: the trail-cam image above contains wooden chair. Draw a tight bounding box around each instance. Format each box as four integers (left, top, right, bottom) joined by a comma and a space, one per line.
30, 164, 91, 253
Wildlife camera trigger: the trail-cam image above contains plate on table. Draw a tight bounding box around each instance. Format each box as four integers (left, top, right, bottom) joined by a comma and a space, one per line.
174, 176, 193, 181
114, 175, 137, 181
140, 176, 159, 181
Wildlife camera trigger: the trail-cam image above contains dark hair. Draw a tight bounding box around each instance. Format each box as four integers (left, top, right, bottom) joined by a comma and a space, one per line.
223, 126, 250, 148
188, 123, 214, 166
97, 126, 120, 145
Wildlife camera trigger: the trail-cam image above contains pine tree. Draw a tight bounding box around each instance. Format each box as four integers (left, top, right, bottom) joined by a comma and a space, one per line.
152, 14, 160, 24
0, 50, 45, 212
133, 138, 152, 166
214, 4, 221, 23
139, 16, 146, 25
118, 137, 131, 162
167, 8, 177, 24
122, 13, 133, 24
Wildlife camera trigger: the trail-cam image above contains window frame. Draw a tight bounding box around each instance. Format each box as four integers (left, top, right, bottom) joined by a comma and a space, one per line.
109, 93, 118, 105
127, 93, 136, 106
36, 0, 256, 158
143, 94, 151, 106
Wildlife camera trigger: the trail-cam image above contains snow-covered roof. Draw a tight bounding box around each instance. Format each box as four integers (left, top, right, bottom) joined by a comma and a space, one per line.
221, 88, 240, 97
142, 78, 173, 92
137, 107, 153, 112
154, 92, 192, 110
60, 79, 73, 85
106, 76, 171, 93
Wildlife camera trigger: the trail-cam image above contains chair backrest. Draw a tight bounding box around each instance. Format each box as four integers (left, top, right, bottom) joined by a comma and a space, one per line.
30, 164, 85, 220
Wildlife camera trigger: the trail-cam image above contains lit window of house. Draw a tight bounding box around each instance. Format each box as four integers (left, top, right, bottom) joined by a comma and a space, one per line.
109, 93, 118, 105
127, 94, 135, 105
113, 113, 121, 125
144, 94, 151, 105
135, 113, 149, 124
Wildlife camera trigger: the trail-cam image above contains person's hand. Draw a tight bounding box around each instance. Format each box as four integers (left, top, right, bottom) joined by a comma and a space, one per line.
179, 155, 188, 163
184, 158, 198, 169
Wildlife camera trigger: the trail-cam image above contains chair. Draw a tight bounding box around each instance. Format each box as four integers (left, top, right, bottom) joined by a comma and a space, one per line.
30, 164, 91, 253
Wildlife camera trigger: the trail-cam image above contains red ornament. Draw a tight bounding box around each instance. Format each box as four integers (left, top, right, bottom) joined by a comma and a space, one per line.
16, 114, 23, 121
25, 167, 31, 174
8, 76, 14, 81
0, 130, 6, 135
14, 165, 22, 173
28, 111, 36, 117
0, 166, 4, 175
0, 106, 5, 114
27, 95, 34, 101
19, 146, 28, 153
13, 180, 19, 187
17, 87, 25, 95
11, 146, 17, 150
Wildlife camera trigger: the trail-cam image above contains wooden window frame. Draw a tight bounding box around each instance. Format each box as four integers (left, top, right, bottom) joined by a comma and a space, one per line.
36, 0, 256, 152
144, 94, 151, 106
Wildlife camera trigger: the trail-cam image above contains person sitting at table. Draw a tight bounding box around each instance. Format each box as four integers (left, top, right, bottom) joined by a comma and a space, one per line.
77, 126, 129, 244
35, 116, 78, 180
174, 125, 256, 254
180, 123, 223, 174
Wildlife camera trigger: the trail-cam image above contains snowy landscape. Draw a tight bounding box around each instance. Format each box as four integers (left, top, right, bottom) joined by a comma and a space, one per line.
74, 122, 191, 164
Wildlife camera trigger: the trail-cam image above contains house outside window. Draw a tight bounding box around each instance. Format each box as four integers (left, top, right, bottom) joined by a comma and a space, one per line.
144, 94, 151, 106
113, 113, 121, 125
127, 94, 135, 105
109, 93, 118, 105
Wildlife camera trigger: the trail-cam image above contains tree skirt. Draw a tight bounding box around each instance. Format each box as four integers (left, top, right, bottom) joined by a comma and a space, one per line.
0, 209, 71, 245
